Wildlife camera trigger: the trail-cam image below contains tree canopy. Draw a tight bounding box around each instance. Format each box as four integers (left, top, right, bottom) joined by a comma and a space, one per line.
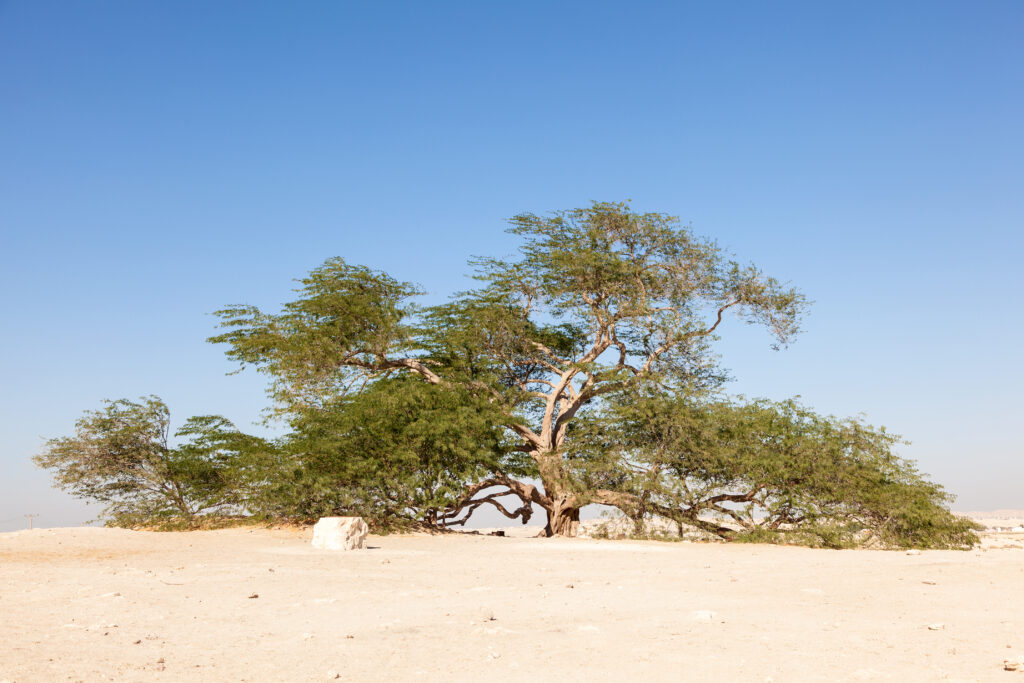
209, 202, 809, 536
36, 202, 977, 547
34, 397, 268, 526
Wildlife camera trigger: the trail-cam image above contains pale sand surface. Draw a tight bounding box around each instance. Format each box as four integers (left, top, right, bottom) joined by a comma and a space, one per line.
2, 526, 1023, 682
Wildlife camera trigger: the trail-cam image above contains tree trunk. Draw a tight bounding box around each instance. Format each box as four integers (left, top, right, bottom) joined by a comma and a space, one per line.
535, 449, 581, 537
544, 498, 581, 537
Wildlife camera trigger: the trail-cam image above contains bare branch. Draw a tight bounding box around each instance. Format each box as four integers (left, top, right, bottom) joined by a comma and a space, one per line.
639, 300, 740, 374
437, 491, 534, 527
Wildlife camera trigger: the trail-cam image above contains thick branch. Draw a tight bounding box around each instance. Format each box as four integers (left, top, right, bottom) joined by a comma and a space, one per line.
590, 489, 736, 539
438, 491, 533, 527
525, 340, 571, 368
342, 354, 444, 385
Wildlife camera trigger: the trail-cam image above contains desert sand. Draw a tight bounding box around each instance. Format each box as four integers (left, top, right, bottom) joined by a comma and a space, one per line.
1, 524, 1023, 682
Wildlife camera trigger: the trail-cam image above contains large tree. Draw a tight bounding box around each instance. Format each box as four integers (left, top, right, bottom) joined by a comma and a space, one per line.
211, 202, 806, 536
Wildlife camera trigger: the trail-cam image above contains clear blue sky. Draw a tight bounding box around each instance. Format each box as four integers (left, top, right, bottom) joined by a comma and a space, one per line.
2, 1, 1021, 531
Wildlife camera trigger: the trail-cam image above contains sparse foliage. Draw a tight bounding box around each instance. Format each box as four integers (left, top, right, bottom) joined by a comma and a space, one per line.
573, 390, 977, 548
34, 397, 267, 526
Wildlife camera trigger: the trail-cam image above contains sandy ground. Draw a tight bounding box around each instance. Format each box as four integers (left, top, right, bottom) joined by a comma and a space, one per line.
1, 526, 1023, 682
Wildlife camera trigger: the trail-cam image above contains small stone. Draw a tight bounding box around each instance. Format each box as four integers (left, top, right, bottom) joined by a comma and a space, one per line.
927, 623, 945, 631
906, 550, 922, 556
326, 670, 341, 679
922, 580, 937, 585
312, 517, 369, 551
248, 593, 259, 599
690, 610, 717, 623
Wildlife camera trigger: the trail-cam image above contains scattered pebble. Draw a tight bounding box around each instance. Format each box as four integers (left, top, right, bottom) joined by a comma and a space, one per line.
248, 593, 259, 599
927, 623, 945, 631
906, 550, 922, 556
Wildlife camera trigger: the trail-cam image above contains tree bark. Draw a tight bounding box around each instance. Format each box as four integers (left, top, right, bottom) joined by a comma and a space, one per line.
543, 499, 581, 537
531, 448, 581, 537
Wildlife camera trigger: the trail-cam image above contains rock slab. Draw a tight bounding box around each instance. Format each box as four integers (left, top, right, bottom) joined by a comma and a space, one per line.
312, 517, 369, 551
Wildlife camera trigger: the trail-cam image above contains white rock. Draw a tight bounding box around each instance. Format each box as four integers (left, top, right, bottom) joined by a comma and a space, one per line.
906, 549, 922, 556
927, 623, 945, 631
690, 610, 718, 623
312, 517, 369, 551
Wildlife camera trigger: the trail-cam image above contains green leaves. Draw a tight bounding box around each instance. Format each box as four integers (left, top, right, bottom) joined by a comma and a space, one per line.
258, 376, 524, 527
581, 390, 977, 548
34, 397, 271, 525
198, 203, 819, 534
209, 258, 424, 413
42, 201, 962, 545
